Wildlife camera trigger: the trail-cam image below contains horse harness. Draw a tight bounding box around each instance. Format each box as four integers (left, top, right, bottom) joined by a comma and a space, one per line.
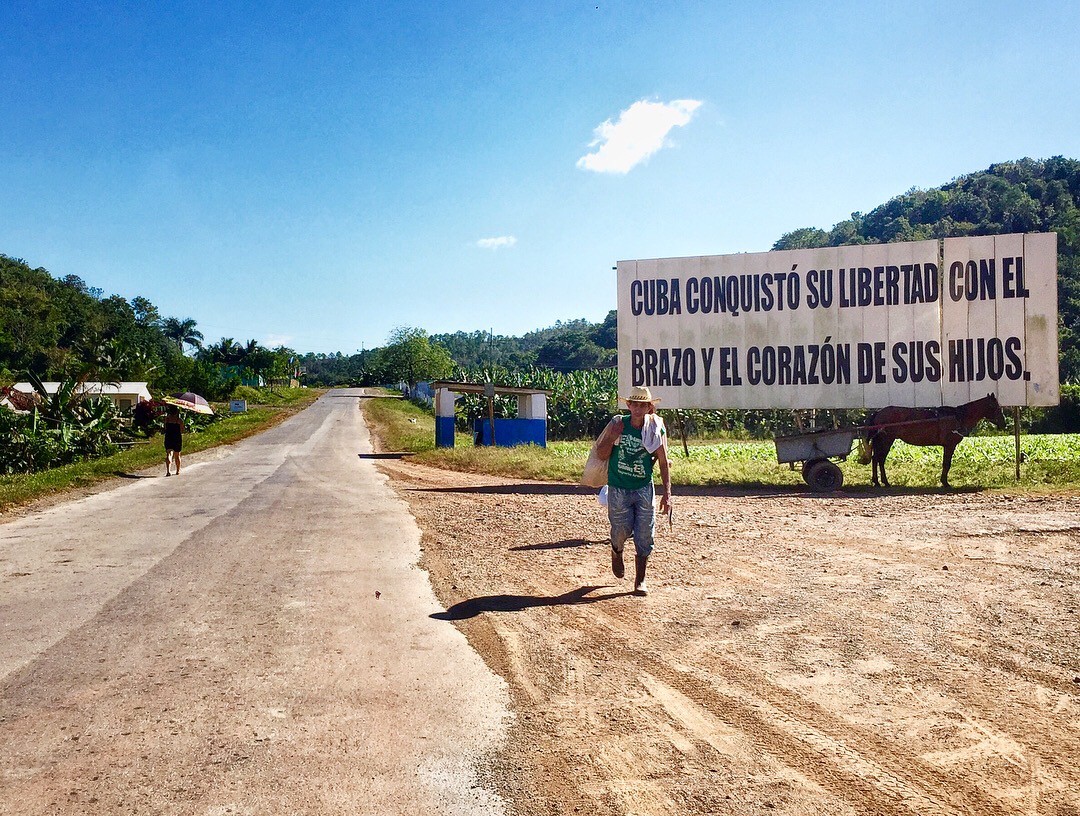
929, 406, 967, 439
870, 406, 967, 440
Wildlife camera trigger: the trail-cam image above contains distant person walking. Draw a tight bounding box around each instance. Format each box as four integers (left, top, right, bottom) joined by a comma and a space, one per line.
594, 386, 671, 595
164, 405, 184, 476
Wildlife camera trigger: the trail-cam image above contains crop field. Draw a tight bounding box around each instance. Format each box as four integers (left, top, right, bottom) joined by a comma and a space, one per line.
549, 433, 1080, 489
364, 394, 1080, 490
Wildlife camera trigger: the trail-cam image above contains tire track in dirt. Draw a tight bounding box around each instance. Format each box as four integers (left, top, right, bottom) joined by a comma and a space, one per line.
622, 539, 1080, 807
694, 536, 1080, 714
699, 517, 1080, 728
948, 634, 1080, 699
453, 546, 980, 816
538, 585, 1012, 816
486, 531, 1074, 814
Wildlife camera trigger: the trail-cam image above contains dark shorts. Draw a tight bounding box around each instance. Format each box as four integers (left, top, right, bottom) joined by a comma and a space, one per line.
164, 427, 183, 452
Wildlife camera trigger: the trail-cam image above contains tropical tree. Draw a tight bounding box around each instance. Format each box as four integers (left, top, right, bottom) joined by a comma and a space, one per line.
243, 342, 276, 385
201, 337, 245, 366
375, 327, 454, 391
535, 330, 610, 370
130, 296, 161, 328
25, 369, 90, 429
772, 226, 829, 250
78, 338, 130, 382
162, 317, 204, 354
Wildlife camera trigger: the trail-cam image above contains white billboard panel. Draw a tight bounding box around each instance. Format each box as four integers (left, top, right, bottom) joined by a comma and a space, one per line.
617, 233, 1058, 409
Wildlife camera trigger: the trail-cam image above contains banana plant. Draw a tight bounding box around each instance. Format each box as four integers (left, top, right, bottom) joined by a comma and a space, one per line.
17, 371, 123, 466
25, 370, 87, 428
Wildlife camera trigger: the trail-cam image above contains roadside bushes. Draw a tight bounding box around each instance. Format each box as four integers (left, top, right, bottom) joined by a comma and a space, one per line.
0, 407, 62, 473
231, 385, 263, 404
1, 372, 209, 475
0, 394, 124, 475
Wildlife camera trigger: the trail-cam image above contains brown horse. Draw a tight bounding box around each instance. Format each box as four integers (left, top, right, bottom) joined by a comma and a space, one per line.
867, 393, 1008, 488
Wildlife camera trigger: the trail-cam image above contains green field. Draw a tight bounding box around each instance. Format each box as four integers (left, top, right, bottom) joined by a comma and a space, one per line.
362, 394, 1080, 491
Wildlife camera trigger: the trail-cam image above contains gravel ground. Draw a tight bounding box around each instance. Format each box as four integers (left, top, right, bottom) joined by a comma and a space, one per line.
375, 440, 1080, 816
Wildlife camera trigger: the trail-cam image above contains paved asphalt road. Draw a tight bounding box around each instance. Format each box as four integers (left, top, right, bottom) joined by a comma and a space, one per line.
0, 389, 510, 815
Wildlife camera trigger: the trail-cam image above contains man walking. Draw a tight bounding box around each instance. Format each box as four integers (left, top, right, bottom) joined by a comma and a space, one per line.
595, 386, 671, 595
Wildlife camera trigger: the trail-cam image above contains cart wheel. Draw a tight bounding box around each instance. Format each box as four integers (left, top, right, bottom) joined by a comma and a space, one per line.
805, 459, 844, 492
801, 458, 822, 482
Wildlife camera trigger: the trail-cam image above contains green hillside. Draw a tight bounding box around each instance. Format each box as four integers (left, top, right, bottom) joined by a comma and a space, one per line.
773, 156, 1080, 380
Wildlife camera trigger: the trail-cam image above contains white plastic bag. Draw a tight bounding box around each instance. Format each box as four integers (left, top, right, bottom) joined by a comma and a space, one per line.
580, 438, 608, 488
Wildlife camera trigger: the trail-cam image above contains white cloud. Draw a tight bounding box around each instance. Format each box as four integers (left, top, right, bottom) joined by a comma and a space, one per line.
262, 333, 293, 348
476, 236, 517, 250
577, 98, 703, 174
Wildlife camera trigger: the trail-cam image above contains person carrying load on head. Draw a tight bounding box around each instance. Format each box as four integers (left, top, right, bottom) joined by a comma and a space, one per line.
594, 385, 671, 596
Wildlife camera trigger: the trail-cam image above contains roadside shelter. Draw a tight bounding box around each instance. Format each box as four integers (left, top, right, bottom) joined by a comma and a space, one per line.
431, 381, 552, 448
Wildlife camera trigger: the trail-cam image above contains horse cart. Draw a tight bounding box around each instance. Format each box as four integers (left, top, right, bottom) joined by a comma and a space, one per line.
774, 426, 861, 492
773, 394, 1007, 492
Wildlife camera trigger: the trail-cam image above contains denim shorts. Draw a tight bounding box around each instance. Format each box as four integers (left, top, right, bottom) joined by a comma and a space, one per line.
607, 483, 656, 558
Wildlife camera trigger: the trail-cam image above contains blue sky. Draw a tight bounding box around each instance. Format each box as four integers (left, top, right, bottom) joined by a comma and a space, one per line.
2, 0, 1078, 353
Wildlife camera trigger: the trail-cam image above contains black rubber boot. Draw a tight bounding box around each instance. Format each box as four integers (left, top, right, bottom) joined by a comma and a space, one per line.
611, 547, 625, 579
634, 555, 648, 595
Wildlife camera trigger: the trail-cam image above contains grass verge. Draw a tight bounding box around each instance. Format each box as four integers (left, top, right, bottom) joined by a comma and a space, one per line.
362, 394, 1080, 491
0, 387, 323, 514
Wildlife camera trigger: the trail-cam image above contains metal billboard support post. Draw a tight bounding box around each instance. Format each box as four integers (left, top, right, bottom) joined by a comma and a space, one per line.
484, 382, 496, 447
676, 409, 690, 458
1014, 406, 1022, 482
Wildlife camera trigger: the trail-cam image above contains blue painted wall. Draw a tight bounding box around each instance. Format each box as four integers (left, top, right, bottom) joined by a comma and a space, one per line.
473, 418, 546, 447
435, 416, 456, 448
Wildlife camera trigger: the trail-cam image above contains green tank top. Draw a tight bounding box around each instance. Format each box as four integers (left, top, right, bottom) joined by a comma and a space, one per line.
606, 416, 657, 490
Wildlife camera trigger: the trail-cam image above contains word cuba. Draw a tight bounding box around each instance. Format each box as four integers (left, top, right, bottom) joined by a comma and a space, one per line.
628, 256, 1031, 318
630, 336, 1026, 388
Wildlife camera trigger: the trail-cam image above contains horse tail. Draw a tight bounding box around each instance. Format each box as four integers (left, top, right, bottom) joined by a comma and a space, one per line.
856, 435, 873, 465
856, 410, 876, 465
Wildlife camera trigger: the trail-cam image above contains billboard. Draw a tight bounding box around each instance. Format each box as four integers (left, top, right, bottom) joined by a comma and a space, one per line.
617, 233, 1058, 409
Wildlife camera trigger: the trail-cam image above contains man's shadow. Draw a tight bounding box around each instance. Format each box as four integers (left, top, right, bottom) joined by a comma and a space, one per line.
432, 585, 633, 621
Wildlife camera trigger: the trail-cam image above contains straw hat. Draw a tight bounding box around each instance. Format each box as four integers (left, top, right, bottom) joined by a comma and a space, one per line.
621, 385, 660, 405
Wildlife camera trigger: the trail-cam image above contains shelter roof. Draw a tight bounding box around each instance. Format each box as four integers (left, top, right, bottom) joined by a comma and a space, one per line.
430, 380, 552, 396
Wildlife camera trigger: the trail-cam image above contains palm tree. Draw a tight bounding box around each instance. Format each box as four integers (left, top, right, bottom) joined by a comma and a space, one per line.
243, 342, 275, 386
202, 337, 245, 366
162, 317, 204, 354
79, 338, 129, 382
241, 339, 262, 374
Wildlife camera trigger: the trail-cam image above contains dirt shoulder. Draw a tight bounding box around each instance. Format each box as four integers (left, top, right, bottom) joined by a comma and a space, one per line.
371, 428, 1080, 815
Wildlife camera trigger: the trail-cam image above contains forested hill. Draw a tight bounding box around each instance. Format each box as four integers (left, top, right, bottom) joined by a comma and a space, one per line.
0, 258, 292, 397
772, 156, 1080, 380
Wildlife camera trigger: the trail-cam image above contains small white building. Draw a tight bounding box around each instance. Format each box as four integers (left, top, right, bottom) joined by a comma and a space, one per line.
10, 381, 153, 412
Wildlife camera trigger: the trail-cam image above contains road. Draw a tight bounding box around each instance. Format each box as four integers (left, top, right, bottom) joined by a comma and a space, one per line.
0, 389, 510, 815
